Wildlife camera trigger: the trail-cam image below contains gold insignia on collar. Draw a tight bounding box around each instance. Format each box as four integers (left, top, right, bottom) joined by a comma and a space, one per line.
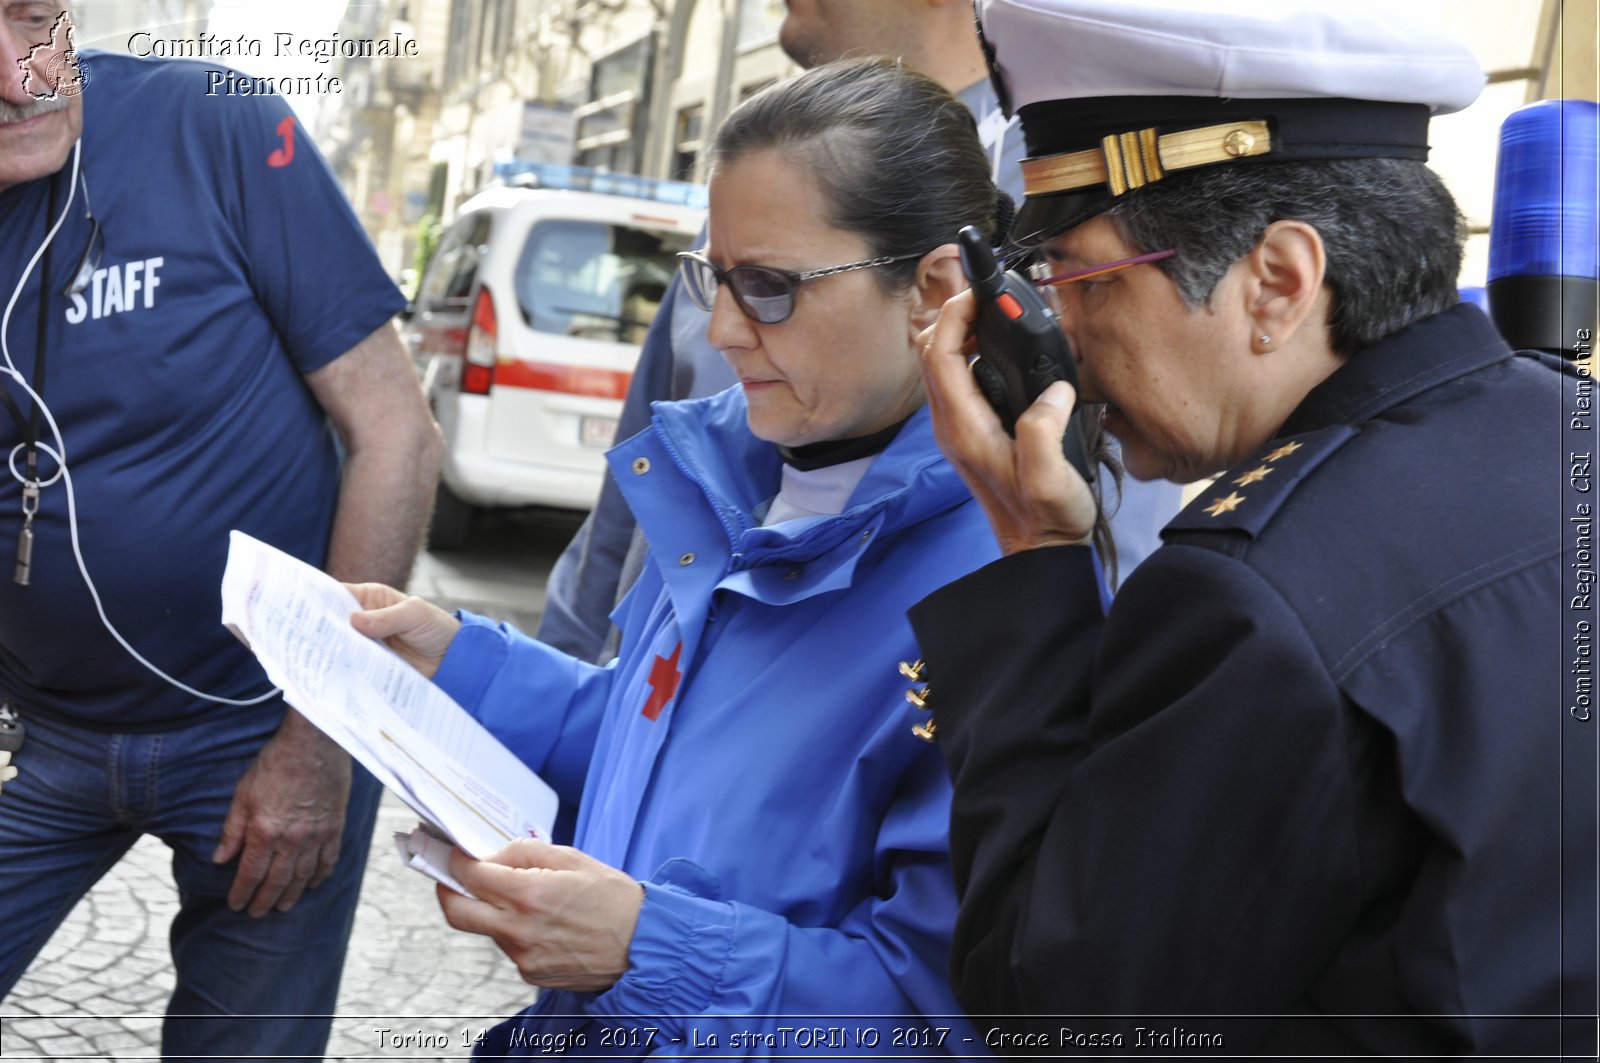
1233, 465, 1274, 486
1204, 492, 1246, 517
1265, 441, 1304, 462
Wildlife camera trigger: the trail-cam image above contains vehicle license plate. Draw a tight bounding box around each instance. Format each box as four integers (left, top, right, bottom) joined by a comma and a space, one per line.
581, 416, 618, 449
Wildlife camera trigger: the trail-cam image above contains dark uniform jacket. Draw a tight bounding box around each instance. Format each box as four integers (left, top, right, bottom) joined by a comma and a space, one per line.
909, 305, 1598, 1057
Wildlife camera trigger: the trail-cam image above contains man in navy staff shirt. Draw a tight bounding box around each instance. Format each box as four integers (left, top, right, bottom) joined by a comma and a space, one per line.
0, 3, 442, 1057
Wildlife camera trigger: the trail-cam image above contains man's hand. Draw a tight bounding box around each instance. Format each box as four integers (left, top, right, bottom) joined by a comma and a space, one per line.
919, 289, 1100, 555
213, 710, 351, 917
347, 582, 460, 680
437, 839, 643, 992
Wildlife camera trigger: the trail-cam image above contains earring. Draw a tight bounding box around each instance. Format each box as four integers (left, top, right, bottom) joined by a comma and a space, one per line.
1259, 333, 1271, 346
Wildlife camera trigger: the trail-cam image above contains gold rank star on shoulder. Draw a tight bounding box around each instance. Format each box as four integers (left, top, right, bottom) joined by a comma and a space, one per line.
1202, 438, 1314, 517
1173, 427, 1356, 535
1203, 492, 1246, 517
1265, 441, 1304, 462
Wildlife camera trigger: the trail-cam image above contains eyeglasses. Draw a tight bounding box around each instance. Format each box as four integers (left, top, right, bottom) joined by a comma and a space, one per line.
1027, 248, 1176, 312
676, 249, 923, 325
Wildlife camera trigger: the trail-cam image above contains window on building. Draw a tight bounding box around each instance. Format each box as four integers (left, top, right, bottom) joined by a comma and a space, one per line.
674, 104, 704, 182
592, 37, 649, 100
443, 0, 475, 89
736, 0, 782, 48
575, 35, 653, 174
482, 0, 516, 65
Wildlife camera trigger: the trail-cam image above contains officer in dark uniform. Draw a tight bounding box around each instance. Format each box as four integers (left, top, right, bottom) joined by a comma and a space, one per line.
909, 0, 1599, 1056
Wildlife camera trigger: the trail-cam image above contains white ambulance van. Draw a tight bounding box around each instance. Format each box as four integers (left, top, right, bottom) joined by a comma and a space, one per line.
406, 165, 706, 548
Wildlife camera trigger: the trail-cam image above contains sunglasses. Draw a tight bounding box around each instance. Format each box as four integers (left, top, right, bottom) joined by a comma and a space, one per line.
676, 249, 924, 325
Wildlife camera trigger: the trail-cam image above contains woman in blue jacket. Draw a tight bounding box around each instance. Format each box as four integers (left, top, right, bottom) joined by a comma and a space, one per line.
353, 60, 1007, 1057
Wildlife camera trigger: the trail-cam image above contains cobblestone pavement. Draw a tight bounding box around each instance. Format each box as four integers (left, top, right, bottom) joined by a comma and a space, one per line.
1, 509, 587, 1061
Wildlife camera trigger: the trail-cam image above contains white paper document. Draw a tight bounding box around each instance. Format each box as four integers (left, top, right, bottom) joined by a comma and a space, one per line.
219, 531, 558, 888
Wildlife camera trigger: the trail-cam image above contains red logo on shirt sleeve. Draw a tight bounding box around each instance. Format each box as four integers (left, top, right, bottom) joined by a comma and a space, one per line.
267, 116, 296, 168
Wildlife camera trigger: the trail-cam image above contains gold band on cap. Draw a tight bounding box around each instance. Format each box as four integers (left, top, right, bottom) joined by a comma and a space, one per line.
1102, 128, 1164, 195
1021, 120, 1273, 199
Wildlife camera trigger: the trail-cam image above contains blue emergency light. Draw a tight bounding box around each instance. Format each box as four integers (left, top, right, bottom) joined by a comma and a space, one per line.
493, 159, 710, 210
1487, 99, 1598, 357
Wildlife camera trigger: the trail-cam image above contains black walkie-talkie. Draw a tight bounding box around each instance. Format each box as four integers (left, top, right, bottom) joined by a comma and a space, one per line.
957, 225, 1094, 483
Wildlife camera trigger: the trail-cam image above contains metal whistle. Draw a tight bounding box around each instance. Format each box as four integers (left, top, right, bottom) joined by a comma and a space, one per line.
14, 482, 38, 586
14, 524, 32, 586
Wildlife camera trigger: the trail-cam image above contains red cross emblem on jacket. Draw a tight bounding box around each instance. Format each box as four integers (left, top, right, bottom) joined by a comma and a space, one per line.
640, 642, 683, 721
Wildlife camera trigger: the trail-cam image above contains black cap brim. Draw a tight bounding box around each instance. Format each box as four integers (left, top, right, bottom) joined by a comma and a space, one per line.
1008, 187, 1114, 251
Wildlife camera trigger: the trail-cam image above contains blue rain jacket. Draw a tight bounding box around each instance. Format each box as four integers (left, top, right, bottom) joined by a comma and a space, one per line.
433, 387, 1000, 1057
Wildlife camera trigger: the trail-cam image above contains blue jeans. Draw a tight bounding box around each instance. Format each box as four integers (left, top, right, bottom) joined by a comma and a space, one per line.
0, 704, 382, 1061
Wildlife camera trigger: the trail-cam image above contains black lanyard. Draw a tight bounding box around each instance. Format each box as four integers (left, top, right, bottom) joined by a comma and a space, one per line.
2, 169, 60, 488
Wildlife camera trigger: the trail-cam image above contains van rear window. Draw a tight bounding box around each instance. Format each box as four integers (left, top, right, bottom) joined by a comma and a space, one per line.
416, 213, 494, 312
515, 220, 695, 344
